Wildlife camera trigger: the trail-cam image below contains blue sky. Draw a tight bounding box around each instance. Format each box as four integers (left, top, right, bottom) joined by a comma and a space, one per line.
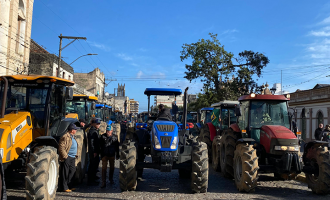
31, 0, 330, 111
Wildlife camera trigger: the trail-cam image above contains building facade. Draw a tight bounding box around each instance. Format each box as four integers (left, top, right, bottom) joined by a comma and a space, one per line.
154, 94, 184, 107
74, 68, 105, 100
29, 40, 74, 80
129, 99, 139, 114
0, 0, 34, 75
289, 84, 330, 142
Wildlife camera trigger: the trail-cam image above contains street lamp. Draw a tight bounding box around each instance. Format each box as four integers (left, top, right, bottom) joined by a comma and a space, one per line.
69, 53, 98, 65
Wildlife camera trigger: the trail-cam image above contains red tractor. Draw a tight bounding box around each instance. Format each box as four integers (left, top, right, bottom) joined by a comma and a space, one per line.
216, 93, 304, 192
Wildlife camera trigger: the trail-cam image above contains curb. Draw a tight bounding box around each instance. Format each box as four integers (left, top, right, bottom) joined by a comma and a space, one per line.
295, 173, 307, 183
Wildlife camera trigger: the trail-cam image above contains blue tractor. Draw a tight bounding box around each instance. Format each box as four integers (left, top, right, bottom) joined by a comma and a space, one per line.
119, 88, 209, 193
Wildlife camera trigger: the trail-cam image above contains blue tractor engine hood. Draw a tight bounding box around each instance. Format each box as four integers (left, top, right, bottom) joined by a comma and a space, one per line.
136, 122, 148, 129
152, 121, 179, 151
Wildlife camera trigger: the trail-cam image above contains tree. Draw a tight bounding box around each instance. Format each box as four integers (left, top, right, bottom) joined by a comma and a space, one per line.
180, 33, 269, 107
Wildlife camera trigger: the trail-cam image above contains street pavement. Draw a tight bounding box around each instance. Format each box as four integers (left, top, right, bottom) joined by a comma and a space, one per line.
5, 156, 330, 200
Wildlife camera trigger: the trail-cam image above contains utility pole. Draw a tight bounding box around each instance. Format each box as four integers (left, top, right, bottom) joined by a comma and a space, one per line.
281, 70, 283, 94
57, 34, 87, 77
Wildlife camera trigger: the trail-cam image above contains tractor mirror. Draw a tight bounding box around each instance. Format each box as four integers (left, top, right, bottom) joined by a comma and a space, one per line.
235, 107, 241, 116
91, 102, 96, 110
66, 87, 73, 100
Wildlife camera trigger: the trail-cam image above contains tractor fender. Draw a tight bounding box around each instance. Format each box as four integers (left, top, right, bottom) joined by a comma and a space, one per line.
34, 136, 59, 149
206, 122, 217, 142
236, 138, 255, 145
230, 124, 240, 133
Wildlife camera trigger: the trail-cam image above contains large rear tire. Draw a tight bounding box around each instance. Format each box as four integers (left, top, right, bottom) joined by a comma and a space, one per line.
233, 143, 259, 193
199, 125, 212, 162
306, 146, 330, 194
191, 141, 208, 193
25, 146, 59, 200
220, 129, 238, 178
212, 135, 221, 172
74, 130, 87, 183
119, 140, 137, 191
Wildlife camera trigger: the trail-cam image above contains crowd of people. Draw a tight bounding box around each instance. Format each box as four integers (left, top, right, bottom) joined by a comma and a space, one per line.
314, 123, 330, 146
58, 118, 120, 192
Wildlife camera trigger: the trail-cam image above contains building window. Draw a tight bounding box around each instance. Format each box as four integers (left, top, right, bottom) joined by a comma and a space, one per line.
62, 72, 65, 79
68, 75, 71, 80
317, 111, 324, 127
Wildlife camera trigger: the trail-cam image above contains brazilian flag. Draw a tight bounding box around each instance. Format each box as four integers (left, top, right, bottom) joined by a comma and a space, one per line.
211, 109, 220, 127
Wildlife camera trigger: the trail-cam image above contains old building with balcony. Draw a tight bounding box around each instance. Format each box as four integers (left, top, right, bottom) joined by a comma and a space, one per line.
289, 84, 330, 142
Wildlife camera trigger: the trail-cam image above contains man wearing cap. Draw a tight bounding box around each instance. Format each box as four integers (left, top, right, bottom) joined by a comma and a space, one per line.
99, 125, 119, 188
58, 123, 78, 192
87, 118, 101, 185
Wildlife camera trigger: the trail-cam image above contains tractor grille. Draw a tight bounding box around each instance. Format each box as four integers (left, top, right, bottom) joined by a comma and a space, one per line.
160, 136, 172, 148
157, 125, 175, 132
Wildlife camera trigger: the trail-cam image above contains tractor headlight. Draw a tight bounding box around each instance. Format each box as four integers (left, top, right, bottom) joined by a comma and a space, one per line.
0, 148, 3, 159
170, 137, 178, 149
154, 135, 161, 149
274, 146, 299, 151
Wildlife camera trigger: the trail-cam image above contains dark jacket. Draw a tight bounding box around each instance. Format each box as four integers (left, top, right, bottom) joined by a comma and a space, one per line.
0, 155, 7, 200
157, 108, 172, 121
315, 128, 324, 140
100, 133, 120, 158
88, 126, 100, 154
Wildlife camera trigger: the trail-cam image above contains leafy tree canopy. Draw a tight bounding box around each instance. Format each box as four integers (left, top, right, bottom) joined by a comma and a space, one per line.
181, 33, 269, 111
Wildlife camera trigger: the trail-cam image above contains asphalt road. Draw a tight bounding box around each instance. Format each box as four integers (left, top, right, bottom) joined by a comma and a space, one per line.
5, 156, 330, 200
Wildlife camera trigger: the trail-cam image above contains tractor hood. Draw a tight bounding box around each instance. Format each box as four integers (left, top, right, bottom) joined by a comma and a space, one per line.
0, 111, 33, 163
261, 125, 296, 139
260, 125, 298, 154
152, 121, 178, 151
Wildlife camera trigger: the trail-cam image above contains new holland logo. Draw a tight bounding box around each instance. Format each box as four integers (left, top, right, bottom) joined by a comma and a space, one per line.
164, 133, 168, 136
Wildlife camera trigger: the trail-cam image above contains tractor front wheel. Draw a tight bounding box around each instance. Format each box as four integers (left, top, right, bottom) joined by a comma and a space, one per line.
74, 130, 87, 184
25, 146, 59, 200
233, 143, 259, 193
199, 125, 212, 162
191, 141, 208, 193
212, 135, 221, 172
220, 129, 237, 178
306, 146, 330, 194
119, 140, 137, 191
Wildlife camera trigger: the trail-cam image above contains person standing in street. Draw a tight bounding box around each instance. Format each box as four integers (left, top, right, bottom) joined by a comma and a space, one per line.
314, 123, 324, 140
87, 118, 101, 185
79, 118, 86, 129
100, 125, 120, 188
58, 123, 78, 192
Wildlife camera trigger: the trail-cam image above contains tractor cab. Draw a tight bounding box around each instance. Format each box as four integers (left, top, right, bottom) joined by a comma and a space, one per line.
198, 107, 214, 128
210, 100, 238, 135
136, 111, 149, 130
65, 94, 97, 123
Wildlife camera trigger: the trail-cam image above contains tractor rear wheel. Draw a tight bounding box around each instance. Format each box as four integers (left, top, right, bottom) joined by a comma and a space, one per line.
212, 135, 221, 172
119, 140, 137, 191
74, 130, 87, 183
220, 129, 238, 178
199, 125, 212, 162
25, 146, 59, 200
233, 143, 258, 193
306, 146, 330, 194
191, 141, 208, 193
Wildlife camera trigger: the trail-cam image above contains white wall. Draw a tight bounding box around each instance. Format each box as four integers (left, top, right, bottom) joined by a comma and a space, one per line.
0, 0, 11, 75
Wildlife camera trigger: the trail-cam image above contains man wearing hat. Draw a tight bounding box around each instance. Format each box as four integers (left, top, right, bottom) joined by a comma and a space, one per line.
58, 123, 78, 192
87, 118, 101, 185
99, 125, 119, 188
